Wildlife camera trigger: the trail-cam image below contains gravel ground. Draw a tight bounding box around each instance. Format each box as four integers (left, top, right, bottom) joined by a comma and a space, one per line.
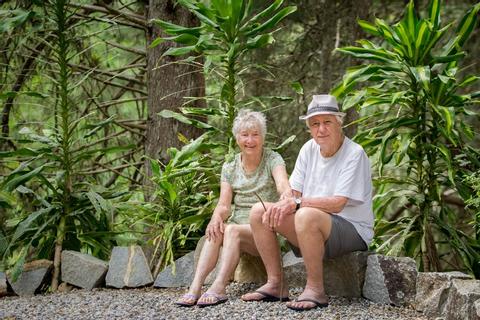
0, 284, 430, 320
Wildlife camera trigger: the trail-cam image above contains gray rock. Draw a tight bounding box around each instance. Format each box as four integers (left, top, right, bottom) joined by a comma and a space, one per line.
7, 260, 52, 296
106, 246, 153, 288
475, 299, 480, 318
283, 250, 306, 287
324, 251, 372, 297
362, 254, 417, 306
415, 271, 472, 317
283, 250, 371, 297
233, 253, 266, 284
61, 250, 108, 290
154, 251, 194, 288
445, 279, 480, 320
58, 282, 73, 293
0, 272, 7, 297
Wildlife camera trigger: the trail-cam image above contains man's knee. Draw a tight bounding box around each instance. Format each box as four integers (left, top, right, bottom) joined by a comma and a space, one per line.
294, 207, 329, 232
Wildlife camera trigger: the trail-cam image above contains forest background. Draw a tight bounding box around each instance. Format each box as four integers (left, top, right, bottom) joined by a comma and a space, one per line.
0, 0, 479, 291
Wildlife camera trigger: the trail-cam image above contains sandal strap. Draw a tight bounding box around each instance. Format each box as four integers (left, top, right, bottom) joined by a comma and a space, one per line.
181, 293, 198, 300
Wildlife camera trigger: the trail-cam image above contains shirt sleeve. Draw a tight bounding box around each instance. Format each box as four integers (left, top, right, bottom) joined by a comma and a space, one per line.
334, 149, 372, 205
220, 161, 233, 184
267, 150, 285, 171
289, 143, 309, 193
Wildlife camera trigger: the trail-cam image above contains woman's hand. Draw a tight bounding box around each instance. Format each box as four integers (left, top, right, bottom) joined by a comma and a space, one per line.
206, 214, 225, 242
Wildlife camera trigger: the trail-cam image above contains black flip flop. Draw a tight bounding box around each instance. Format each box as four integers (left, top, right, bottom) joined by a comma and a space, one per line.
243, 290, 290, 302
286, 298, 329, 311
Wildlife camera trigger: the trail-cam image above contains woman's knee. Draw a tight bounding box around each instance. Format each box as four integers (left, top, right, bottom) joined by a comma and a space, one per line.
223, 224, 241, 241
204, 235, 223, 247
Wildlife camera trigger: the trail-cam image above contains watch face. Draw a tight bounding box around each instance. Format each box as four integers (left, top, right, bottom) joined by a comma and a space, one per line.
295, 198, 301, 204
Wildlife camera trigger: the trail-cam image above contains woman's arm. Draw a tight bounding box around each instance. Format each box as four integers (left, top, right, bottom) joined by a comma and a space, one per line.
271, 165, 292, 200
206, 181, 233, 241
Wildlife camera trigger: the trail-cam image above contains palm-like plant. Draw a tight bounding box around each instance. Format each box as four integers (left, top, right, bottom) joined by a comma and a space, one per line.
142, 0, 297, 272
149, 136, 218, 275
0, 0, 134, 289
334, 0, 480, 276
152, 0, 296, 154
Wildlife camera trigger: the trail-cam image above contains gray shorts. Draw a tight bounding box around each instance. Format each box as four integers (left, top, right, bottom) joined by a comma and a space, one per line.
290, 214, 367, 259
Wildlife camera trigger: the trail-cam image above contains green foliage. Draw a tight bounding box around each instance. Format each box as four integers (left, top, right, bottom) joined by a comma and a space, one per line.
0, 0, 140, 284
146, 0, 298, 272
122, 134, 220, 274
152, 0, 297, 154
335, 0, 480, 277
465, 171, 480, 236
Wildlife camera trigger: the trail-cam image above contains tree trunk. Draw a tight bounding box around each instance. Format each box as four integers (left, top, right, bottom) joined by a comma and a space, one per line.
145, 0, 204, 168
51, 216, 66, 291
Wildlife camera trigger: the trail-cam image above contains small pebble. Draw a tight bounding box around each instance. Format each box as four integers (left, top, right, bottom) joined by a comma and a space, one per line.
0, 283, 428, 319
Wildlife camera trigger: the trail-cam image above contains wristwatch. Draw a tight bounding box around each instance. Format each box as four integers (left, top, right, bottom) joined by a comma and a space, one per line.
294, 197, 302, 211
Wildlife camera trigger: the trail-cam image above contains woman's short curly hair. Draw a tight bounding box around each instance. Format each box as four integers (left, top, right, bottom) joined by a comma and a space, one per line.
232, 109, 267, 139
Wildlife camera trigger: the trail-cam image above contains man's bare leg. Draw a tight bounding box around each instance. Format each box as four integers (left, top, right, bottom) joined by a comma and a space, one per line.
242, 203, 297, 300
286, 208, 332, 309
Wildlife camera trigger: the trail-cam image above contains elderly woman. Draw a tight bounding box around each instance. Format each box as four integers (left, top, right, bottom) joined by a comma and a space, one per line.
176, 109, 291, 307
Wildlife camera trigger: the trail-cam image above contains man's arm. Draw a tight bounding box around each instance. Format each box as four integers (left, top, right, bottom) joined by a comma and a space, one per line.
299, 195, 348, 214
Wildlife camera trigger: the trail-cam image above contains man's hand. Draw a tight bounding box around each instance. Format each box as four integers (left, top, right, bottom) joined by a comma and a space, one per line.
262, 198, 296, 230
206, 214, 225, 241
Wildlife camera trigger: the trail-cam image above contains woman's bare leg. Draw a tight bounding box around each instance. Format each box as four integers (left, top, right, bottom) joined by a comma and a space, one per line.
198, 224, 257, 303
178, 236, 223, 304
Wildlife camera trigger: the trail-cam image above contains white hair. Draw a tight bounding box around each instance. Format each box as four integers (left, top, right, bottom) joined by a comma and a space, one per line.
335, 115, 344, 125
232, 109, 267, 139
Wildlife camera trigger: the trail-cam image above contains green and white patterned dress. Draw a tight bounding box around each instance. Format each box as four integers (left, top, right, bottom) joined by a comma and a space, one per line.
221, 149, 285, 224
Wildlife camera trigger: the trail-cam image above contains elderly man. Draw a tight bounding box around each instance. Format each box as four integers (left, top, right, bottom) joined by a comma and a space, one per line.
241, 94, 374, 311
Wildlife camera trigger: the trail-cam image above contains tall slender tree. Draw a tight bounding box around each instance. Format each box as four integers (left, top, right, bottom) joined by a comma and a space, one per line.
145, 0, 205, 167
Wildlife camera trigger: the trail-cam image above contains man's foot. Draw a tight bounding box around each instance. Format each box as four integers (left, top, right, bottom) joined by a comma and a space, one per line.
175, 293, 199, 307
285, 288, 328, 311
241, 283, 289, 302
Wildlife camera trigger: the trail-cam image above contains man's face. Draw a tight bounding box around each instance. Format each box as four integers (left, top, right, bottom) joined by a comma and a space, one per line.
307, 114, 343, 148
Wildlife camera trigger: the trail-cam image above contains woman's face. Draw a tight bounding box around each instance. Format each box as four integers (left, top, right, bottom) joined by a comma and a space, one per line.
236, 125, 264, 156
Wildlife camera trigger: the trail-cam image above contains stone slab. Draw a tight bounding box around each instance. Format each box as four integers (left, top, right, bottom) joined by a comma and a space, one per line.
154, 251, 194, 288
7, 260, 53, 296
445, 279, 480, 320
283, 250, 371, 297
0, 272, 7, 297
362, 254, 417, 306
106, 246, 153, 288
415, 271, 472, 317
61, 250, 108, 290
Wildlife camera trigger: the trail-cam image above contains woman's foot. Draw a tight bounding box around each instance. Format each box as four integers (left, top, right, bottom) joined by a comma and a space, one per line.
196, 282, 228, 307
241, 282, 289, 302
175, 293, 199, 307
196, 292, 228, 307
